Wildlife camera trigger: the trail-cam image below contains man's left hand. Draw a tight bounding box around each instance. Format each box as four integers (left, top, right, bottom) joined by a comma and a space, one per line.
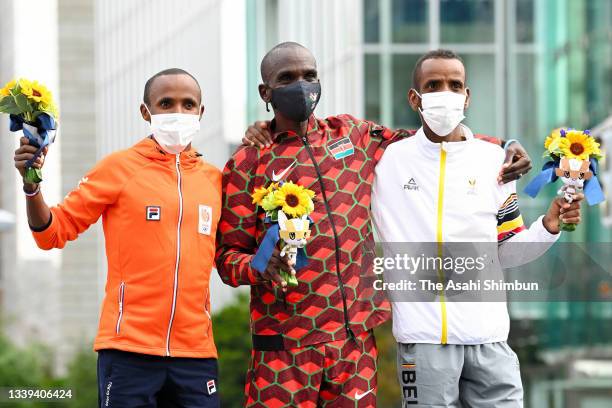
498, 141, 532, 184
543, 193, 584, 234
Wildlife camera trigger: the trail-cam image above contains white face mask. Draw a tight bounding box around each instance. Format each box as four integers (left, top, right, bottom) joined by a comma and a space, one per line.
415, 91, 466, 137
145, 104, 201, 154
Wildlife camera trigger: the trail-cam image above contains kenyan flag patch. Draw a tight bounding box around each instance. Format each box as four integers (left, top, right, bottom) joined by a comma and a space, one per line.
327, 137, 354, 160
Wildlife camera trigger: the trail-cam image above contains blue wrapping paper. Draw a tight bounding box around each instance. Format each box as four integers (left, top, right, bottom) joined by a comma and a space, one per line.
251, 218, 309, 274
9, 113, 56, 168
524, 157, 604, 206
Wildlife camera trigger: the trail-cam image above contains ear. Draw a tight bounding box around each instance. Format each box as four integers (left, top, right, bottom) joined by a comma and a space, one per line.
464, 87, 471, 110
555, 168, 564, 177
140, 103, 151, 122
301, 214, 309, 228
408, 89, 420, 113
277, 210, 287, 229
259, 83, 271, 103
199, 104, 205, 120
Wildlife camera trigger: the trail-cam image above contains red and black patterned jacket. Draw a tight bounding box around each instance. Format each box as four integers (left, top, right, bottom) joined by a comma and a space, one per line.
215, 114, 500, 350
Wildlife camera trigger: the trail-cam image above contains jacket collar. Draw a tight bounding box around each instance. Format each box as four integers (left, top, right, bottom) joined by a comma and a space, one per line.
415, 124, 474, 159
270, 115, 323, 143
132, 137, 202, 169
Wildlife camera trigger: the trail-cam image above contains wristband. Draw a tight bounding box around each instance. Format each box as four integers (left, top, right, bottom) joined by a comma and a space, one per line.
504, 139, 519, 151
24, 184, 41, 197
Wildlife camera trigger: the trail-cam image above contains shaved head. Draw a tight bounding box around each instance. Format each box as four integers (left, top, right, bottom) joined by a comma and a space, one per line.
260, 42, 316, 84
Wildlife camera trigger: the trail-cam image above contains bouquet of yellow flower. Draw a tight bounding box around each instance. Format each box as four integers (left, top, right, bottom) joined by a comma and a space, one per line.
525, 128, 605, 231
0, 78, 59, 183
251, 181, 316, 286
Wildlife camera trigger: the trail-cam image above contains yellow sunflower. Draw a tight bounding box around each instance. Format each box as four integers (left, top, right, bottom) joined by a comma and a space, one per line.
274, 181, 315, 217
558, 130, 600, 160
251, 183, 279, 205
252, 186, 270, 205
20, 79, 53, 105
40, 101, 60, 118
260, 191, 279, 212
0, 79, 16, 97
544, 128, 563, 150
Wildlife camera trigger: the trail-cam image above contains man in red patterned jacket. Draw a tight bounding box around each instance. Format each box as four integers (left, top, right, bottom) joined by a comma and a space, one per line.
215, 42, 531, 407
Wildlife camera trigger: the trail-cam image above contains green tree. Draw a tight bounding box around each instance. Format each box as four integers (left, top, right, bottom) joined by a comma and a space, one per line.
0, 334, 66, 407
374, 322, 402, 408
63, 348, 98, 408
214, 293, 252, 407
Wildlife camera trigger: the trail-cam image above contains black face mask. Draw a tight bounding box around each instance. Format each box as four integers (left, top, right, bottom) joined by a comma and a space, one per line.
270, 81, 322, 122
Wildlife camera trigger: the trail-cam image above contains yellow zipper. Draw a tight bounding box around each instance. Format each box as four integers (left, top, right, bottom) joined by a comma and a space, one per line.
437, 145, 448, 345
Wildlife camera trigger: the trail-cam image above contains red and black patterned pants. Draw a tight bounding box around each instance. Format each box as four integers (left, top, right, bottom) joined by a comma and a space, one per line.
244, 330, 378, 407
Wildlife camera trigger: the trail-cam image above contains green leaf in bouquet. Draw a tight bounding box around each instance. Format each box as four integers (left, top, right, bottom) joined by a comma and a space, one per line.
12, 80, 22, 95
269, 210, 279, 222
0, 96, 22, 115
13, 93, 33, 113
560, 221, 576, 232
25, 167, 43, 184
280, 270, 299, 287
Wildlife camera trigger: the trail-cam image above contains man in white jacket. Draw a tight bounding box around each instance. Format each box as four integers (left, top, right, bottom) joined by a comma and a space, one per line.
371, 49, 583, 407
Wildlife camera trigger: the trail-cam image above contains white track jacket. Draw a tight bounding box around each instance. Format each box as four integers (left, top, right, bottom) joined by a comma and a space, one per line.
372, 126, 560, 345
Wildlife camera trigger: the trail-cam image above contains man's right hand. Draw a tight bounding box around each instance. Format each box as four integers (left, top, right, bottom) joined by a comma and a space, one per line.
260, 247, 295, 292
14, 137, 47, 184
242, 121, 274, 148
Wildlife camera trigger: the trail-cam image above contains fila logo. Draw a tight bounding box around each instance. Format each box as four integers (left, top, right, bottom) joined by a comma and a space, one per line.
146, 206, 161, 221
403, 178, 419, 191
206, 379, 217, 395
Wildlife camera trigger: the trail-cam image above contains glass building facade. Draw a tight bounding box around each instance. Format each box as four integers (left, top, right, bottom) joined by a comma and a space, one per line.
364, 0, 612, 239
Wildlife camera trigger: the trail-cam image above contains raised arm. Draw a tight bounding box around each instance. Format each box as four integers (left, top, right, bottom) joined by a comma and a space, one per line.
365, 119, 532, 182
14, 137, 123, 249
241, 118, 532, 183
497, 182, 582, 269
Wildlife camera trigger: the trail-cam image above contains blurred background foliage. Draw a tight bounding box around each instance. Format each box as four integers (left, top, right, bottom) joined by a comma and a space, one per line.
0, 294, 252, 407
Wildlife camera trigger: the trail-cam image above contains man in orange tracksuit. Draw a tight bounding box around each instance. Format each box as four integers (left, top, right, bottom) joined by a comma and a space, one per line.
13, 68, 221, 408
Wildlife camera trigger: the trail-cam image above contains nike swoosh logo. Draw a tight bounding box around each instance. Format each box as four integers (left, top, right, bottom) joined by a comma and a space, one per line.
355, 389, 373, 400
271, 160, 297, 182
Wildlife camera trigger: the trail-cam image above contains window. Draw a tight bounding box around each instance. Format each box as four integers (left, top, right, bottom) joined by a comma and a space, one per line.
364, 0, 380, 43
362, 0, 538, 138
364, 54, 382, 124
440, 0, 494, 43
391, 54, 420, 129
392, 0, 428, 43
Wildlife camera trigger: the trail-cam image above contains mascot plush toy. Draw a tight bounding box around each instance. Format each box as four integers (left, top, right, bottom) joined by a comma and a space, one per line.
525, 129, 605, 231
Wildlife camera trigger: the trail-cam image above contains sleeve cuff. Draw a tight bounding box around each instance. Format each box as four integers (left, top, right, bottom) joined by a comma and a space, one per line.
30, 209, 58, 249
534, 215, 561, 242
29, 212, 53, 233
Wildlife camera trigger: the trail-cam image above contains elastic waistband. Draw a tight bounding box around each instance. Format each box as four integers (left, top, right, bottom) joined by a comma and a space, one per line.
252, 334, 285, 351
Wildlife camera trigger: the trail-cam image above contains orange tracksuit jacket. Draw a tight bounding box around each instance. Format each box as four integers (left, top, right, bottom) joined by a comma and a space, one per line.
31, 137, 222, 358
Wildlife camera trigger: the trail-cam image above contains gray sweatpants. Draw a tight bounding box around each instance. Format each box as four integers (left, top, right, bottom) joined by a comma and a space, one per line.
397, 342, 523, 407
